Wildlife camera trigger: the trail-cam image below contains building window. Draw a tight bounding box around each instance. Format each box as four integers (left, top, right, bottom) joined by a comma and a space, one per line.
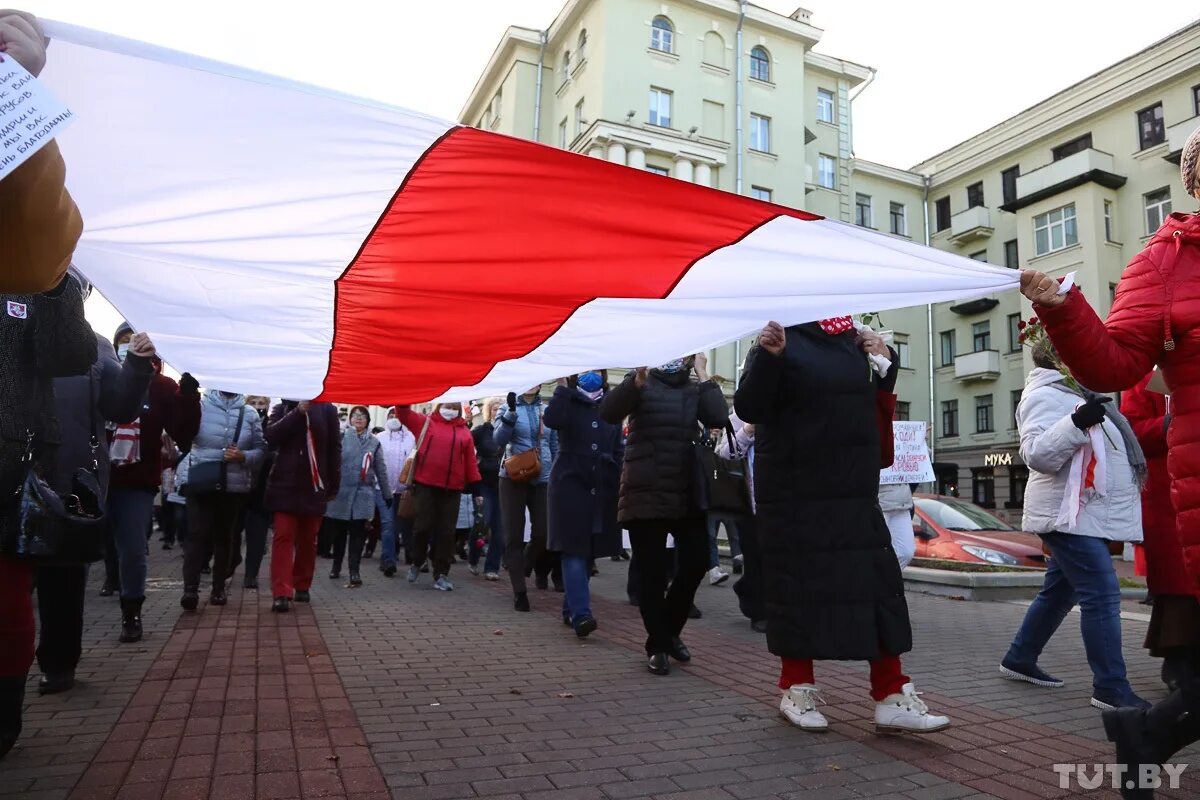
1001, 166, 1019, 206
1008, 465, 1029, 507
1104, 200, 1116, 242
972, 467, 995, 508
560, 51, 571, 83
650, 16, 674, 53
889, 202, 907, 236
1007, 314, 1022, 353
749, 46, 770, 82
967, 182, 984, 208
1194, 84, 1200, 116
646, 165, 670, 176
935, 197, 951, 231
975, 394, 994, 433
816, 88, 835, 124
577, 29, 588, 62
1033, 203, 1078, 256
558, 118, 568, 148
1003, 239, 1019, 270
1144, 187, 1172, 235
1052, 133, 1092, 161
817, 154, 836, 189
750, 114, 771, 152
972, 321, 991, 352
895, 401, 911, 422
895, 338, 911, 369
574, 98, 585, 136
1136, 103, 1165, 150
648, 88, 672, 128
942, 400, 959, 438
970, 250, 988, 262
1011, 389, 1023, 429
940, 330, 956, 367
489, 89, 502, 126
751, 186, 772, 202
855, 193, 872, 228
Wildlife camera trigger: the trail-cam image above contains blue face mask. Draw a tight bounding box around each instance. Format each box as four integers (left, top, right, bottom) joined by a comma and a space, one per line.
577, 371, 603, 392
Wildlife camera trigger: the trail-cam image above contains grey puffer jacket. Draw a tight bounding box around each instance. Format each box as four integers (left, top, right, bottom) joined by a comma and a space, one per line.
326, 428, 392, 521
185, 390, 266, 495
877, 483, 914, 514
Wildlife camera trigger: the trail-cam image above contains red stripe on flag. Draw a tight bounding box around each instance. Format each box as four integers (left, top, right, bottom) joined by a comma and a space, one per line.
319, 126, 817, 402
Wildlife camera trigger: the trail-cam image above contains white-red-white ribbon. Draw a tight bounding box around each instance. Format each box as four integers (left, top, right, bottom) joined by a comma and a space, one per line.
306, 415, 324, 494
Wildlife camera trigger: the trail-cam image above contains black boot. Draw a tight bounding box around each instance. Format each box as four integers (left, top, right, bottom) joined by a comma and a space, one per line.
119, 597, 144, 643
0, 675, 25, 760
1103, 686, 1200, 800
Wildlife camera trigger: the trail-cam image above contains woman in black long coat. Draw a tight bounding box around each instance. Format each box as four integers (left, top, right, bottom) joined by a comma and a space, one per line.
545, 372, 623, 637
735, 319, 949, 735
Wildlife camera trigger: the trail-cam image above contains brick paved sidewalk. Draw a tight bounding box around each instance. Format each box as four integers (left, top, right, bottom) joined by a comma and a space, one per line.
3, 540, 1197, 800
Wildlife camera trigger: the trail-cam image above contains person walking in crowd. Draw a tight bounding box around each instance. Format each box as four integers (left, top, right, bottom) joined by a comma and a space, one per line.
601, 353, 728, 675
878, 481, 916, 568
157, 435, 181, 550
395, 404, 483, 591
1122, 374, 1198, 692
545, 372, 623, 637
496, 386, 560, 610
239, 395, 274, 590
377, 406, 415, 576
1020, 128, 1200, 790
700, 427, 735, 587
715, 412, 765, 633
326, 406, 390, 587
472, 398, 505, 580
265, 400, 341, 611
737, 319, 950, 734
0, 269, 97, 759
108, 322, 201, 635
36, 270, 155, 695
998, 339, 1147, 710
180, 390, 265, 609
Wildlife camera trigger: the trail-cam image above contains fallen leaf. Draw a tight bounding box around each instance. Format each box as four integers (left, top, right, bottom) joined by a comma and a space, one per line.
326, 755, 339, 762
830, 764, 841, 771
493, 629, 504, 635
430, 702, 441, 707
557, 691, 574, 699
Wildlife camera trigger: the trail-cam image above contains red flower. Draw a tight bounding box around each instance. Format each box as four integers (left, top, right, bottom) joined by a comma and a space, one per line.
1029, 316, 1039, 325
1017, 320, 1027, 330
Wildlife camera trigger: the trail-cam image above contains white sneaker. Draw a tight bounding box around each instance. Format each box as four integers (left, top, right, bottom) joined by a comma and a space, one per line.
779, 684, 829, 732
484, 572, 499, 581
874, 682, 950, 734
468, 564, 481, 576
708, 566, 730, 586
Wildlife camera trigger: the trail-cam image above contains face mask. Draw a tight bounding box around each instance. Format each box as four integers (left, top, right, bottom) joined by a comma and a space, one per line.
116, 343, 130, 362
439, 407, 461, 421
385, 418, 402, 431
577, 371, 603, 393
657, 358, 686, 374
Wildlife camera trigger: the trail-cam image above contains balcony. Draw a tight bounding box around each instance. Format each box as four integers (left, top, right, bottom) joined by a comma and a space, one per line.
954, 349, 1001, 383
1165, 116, 1199, 164
1001, 148, 1126, 212
948, 205, 994, 244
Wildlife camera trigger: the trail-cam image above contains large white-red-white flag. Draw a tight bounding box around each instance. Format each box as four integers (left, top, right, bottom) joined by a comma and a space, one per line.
41, 22, 1019, 403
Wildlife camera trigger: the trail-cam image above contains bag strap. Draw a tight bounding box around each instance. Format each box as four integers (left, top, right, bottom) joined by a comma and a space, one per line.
231, 405, 246, 446
411, 413, 432, 471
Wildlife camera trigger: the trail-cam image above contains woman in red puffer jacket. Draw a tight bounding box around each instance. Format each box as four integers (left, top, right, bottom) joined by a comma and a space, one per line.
1020, 125, 1200, 796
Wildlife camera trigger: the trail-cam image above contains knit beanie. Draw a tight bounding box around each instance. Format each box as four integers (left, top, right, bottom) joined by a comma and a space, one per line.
1182, 124, 1200, 199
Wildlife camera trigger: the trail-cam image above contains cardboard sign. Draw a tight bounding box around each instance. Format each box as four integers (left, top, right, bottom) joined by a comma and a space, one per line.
880, 421, 934, 485
0, 55, 75, 181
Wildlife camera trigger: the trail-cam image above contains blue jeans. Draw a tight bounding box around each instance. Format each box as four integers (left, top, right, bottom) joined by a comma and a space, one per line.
377, 488, 399, 569
561, 554, 592, 623
707, 514, 742, 569
1005, 532, 1132, 698
110, 488, 157, 600
480, 484, 505, 574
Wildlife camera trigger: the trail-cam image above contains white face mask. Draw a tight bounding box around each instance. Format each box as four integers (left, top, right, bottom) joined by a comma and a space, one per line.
385, 418, 402, 431
439, 407, 461, 421
116, 343, 130, 362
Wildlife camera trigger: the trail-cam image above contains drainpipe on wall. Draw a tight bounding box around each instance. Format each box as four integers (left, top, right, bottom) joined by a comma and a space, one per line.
922, 174, 936, 468
735, 0, 747, 195
532, 30, 547, 142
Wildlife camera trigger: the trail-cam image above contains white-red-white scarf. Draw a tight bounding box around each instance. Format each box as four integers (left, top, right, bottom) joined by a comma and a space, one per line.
1056, 418, 1107, 530
109, 419, 142, 466
305, 415, 324, 493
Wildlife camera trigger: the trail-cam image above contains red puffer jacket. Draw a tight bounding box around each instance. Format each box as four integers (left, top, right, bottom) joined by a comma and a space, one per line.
1121, 375, 1191, 595
1035, 212, 1200, 596
395, 407, 482, 492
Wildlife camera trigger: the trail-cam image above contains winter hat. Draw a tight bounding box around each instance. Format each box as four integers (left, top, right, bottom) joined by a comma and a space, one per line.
1182, 124, 1200, 199
113, 321, 134, 348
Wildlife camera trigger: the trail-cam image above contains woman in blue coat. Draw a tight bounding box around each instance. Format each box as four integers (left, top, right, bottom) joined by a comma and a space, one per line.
545, 371, 624, 637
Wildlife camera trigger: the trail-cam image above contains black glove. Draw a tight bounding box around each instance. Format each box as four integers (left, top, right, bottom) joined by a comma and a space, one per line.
1071, 396, 1111, 431
506, 392, 517, 412
179, 372, 200, 396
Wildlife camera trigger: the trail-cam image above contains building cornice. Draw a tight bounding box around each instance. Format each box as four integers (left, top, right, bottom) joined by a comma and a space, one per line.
458, 26, 543, 122
852, 158, 925, 187
803, 51, 872, 84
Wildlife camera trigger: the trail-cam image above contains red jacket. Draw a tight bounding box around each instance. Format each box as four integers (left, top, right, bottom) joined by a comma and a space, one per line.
110, 372, 201, 491
1121, 375, 1190, 595
395, 407, 482, 493
1036, 212, 1200, 595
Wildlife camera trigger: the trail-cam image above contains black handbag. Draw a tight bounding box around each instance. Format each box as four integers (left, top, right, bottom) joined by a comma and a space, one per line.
185, 405, 246, 496
695, 422, 752, 515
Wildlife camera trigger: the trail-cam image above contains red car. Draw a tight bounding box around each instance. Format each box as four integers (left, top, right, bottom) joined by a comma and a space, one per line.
911, 494, 1046, 569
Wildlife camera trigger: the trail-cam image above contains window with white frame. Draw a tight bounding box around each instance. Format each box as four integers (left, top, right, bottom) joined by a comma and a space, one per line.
750, 46, 770, 82
1144, 188, 1172, 235
560, 51, 571, 83
558, 118, 568, 149
1104, 200, 1116, 242
574, 98, 585, 136
645, 165, 670, 176
750, 114, 771, 152
648, 88, 672, 128
650, 16, 674, 53
855, 193, 872, 228
577, 29, 587, 62
889, 202, 907, 236
751, 186, 772, 202
895, 337, 911, 369
817, 154, 836, 189
1033, 204, 1078, 256
816, 88, 835, 124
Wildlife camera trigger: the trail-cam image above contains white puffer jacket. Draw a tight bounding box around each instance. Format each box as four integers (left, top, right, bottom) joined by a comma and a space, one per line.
1017, 368, 1142, 542
377, 424, 416, 493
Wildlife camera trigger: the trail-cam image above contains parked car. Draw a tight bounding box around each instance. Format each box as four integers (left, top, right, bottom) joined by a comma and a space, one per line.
911, 494, 1046, 569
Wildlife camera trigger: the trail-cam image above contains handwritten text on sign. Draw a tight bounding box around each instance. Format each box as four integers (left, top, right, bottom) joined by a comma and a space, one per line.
0, 55, 75, 181
880, 421, 934, 485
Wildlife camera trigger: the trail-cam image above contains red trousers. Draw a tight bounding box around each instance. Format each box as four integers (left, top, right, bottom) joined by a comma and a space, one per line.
0, 557, 35, 677
270, 513, 323, 599
779, 655, 909, 701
